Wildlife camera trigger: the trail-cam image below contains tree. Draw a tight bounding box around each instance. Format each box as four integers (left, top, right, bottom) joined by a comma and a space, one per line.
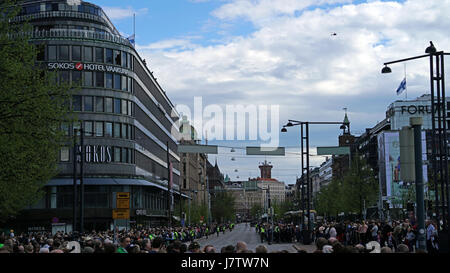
211, 191, 236, 223
0, 1, 74, 222
250, 203, 263, 220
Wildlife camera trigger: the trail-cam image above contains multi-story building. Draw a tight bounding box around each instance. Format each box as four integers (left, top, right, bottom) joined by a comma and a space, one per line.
251, 161, 286, 206
223, 180, 264, 221
10, 0, 186, 232
319, 157, 333, 189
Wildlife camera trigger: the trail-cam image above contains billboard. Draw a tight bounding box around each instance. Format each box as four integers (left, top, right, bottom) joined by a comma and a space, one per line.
377, 131, 428, 208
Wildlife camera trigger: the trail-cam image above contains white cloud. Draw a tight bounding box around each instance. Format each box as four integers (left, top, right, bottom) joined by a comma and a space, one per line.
103, 6, 148, 20
135, 0, 450, 183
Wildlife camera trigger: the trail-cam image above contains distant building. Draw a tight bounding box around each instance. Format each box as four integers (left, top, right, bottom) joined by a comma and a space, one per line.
285, 184, 296, 203
250, 161, 286, 206
319, 157, 333, 189
223, 180, 264, 220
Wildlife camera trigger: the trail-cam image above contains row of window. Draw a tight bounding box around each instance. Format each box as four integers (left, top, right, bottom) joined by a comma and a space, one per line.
72, 95, 133, 116
68, 120, 134, 140
21, 3, 105, 18
48, 45, 133, 69
60, 146, 134, 164
58, 70, 133, 92
34, 25, 107, 35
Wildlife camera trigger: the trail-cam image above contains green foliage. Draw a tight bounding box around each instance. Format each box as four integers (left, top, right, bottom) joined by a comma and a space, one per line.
0, 1, 74, 222
273, 200, 295, 220
250, 203, 263, 219
315, 154, 379, 218
211, 191, 236, 223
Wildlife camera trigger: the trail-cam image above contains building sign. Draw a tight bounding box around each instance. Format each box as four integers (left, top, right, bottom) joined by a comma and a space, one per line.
136, 209, 147, 216
112, 209, 130, 220
76, 145, 112, 163
116, 192, 130, 209
48, 62, 132, 76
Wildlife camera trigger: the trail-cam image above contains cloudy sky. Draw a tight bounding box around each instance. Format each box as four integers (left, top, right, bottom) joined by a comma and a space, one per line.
89, 0, 450, 184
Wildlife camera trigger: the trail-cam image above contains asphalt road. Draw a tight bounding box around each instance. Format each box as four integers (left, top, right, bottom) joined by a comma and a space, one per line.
195, 223, 316, 253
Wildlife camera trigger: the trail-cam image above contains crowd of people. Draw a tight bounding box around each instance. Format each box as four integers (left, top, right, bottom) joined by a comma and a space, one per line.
0, 219, 441, 253
0, 223, 235, 254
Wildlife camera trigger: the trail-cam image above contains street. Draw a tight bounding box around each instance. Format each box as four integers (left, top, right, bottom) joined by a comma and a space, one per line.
196, 223, 316, 253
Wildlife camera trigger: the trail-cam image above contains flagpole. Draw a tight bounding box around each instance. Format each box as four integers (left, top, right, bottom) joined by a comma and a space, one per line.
404, 63, 407, 100
133, 13, 136, 44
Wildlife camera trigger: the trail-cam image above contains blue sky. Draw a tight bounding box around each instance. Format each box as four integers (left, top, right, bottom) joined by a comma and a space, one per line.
85, 0, 450, 184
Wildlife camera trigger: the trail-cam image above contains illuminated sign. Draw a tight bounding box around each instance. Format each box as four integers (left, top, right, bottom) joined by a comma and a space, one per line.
48, 62, 132, 76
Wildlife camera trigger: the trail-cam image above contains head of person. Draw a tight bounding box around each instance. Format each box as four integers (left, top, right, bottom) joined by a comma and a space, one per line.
103, 243, 117, 254
188, 242, 201, 253
39, 247, 50, 253
396, 244, 410, 253
203, 245, 215, 253
255, 245, 268, 253
151, 237, 164, 250
235, 241, 248, 253
24, 244, 34, 254
223, 245, 235, 253
316, 237, 328, 251
380, 247, 393, 253
120, 236, 131, 249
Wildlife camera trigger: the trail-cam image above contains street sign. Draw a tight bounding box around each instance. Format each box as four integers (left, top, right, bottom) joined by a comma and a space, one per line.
116, 192, 130, 209
246, 147, 285, 156
113, 209, 130, 220
316, 146, 350, 155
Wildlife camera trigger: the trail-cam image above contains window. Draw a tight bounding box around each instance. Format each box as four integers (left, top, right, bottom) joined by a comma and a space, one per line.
84, 96, 93, 112
61, 123, 70, 136
122, 124, 128, 139
73, 121, 81, 136
114, 123, 121, 138
59, 71, 70, 84
127, 53, 131, 69
121, 148, 127, 163
59, 45, 69, 61
83, 71, 93, 87
127, 101, 132, 116
114, 98, 121, 114
106, 49, 113, 64
122, 76, 128, 91
73, 95, 82, 111
128, 125, 132, 140
114, 50, 121, 66
84, 46, 93, 62
48, 45, 57, 61
106, 73, 113, 89
84, 121, 93, 136
95, 97, 104, 112
96, 72, 104, 87
95, 122, 104, 137
105, 122, 113, 137
60, 147, 70, 162
72, 46, 81, 61
122, 52, 127, 68
105, 97, 113, 113
72, 71, 82, 85
114, 147, 121, 162
122, 100, 127, 115
114, 74, 121, 90
128, 78, 133, 93
95, 47, 104, 63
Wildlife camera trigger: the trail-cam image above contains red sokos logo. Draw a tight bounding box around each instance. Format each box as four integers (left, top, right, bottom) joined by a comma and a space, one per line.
75, 62, 84, 71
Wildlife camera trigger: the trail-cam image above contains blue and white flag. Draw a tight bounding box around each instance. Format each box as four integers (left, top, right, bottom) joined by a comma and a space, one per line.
127, 34, 135, 46
396, 77, 406, 95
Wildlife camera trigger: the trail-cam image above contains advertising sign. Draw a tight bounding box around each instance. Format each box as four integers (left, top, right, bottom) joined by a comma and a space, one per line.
378, 131, 428, 208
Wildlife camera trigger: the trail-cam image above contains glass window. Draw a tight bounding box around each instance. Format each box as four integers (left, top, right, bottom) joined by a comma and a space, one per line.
114, 74, 121, 90
122, 124, 128, 139
96, 72, 104, 88
114, 50, 121, 66
127, 53, 131, 69
84, 121, 93, 136
84, 96, 93, 112
128, 78, 132, 93
59, 71, 70, 84
60, 147, 70, 162
105, 97, 113, 113
83, 71, 93, 87
73, 121, 81, 136
127, 101, 132, 116
106, 73, 113, 89
105, 122, 113, 137
114, 123, 121, 138
72, 46, 81, 61
122, 100, 127, 115
122, 76, 128, 91
95, 97, 104, 112
106, 49, 113, 64
95, 122, 104, 137
48, 45, 57, 61
72, 71, 82, 86
84, 46, 93, 62
73, 95, 82, 111
114, 98, 121, 114
59, 45, 69, 61
114, 147, 121, 162
128, 125, 132, 140
61, 123, 70, 136
121, 148, 127, 163
95, 47, 104, 63
122, 52, 127, 68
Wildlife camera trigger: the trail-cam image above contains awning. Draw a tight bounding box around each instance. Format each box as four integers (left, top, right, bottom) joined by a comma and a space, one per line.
46, 178, 189, 198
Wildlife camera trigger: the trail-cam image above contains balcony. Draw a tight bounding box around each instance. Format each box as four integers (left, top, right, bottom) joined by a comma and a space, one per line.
26, 29, 133, 48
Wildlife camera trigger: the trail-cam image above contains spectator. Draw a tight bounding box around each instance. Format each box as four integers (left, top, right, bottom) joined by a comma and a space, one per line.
203, 245, 215, 253
396, 244, 410, 253
235, 241, 248, 253
255, 245, 268, 253
380, 247, 393, 253
188, 242, 201, 253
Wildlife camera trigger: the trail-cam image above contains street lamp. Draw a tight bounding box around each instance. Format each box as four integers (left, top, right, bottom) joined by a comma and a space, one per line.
381, 42, 449, 252
281, 119, 348, 245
